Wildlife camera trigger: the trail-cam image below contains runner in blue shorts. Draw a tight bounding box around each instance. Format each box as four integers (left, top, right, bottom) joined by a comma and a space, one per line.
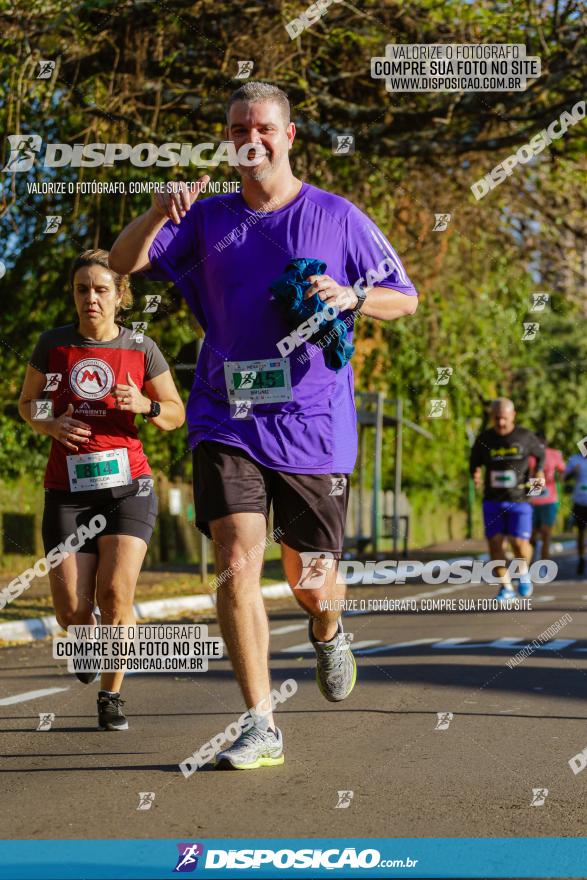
564, 452, 587, 575
470, 398, 545, 603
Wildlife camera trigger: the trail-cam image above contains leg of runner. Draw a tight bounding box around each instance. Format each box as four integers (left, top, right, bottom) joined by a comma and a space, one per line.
281, 544, 357, 702
281, 543, 344, 641
530, 517, 540, 561
212, 513, 274, 724
211, 512, 284, 770
540, 523, 552, 560
577, 524, 585, 576
509, 536, 534, 598
49, 553, 98, 683
94, 534, 147, 731
487, 533, 516, 603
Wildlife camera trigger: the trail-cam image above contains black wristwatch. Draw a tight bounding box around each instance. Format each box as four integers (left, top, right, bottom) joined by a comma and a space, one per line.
145, 400, 161, 420
354, 283, 367, 312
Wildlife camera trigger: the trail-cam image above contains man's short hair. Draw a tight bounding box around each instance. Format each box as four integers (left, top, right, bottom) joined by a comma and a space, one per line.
226, 81, 291, 125
491, 397, 515, 412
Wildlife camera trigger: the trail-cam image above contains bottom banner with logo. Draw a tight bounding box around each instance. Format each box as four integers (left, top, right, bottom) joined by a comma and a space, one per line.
1, 838, 587, 879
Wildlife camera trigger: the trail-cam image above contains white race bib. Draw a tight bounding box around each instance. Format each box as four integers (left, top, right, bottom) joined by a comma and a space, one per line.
67, 448, 132, 492
224, 358, 292, 405
489, 469, 517, 489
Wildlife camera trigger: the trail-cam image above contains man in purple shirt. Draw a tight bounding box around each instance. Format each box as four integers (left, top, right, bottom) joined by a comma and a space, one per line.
110, 81, 418, 770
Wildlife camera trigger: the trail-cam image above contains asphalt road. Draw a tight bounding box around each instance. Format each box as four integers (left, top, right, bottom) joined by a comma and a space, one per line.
1, 553, 587, 842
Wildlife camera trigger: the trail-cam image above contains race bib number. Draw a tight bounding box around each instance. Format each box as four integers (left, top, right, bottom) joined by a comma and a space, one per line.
224, 358, 292, 404
67, 448, 132, 492
489, 469, 517, 489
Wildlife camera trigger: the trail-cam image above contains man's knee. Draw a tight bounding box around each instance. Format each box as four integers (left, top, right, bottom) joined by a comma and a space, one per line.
213, 545, 264, 587
294, 586, 336, 616
56, 607, 93, 630
97, 584, 134, 618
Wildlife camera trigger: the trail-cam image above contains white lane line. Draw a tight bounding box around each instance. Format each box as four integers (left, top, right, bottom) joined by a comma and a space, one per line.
431, 637, 472, 649
533, 596, 555, 603
270, 624, 307, 636
433, 637, 526, 650
0, 687, 69, 706
281, 641, 313, 653
356, 638, 437, 655
281, 639, 382, 654
535, 639, 576, 651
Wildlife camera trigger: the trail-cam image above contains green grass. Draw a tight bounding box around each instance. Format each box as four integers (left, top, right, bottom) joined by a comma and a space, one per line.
0, 565, 287, 623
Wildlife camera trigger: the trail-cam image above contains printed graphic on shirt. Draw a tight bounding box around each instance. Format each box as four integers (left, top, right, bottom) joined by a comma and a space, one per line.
70, 358, 115, 400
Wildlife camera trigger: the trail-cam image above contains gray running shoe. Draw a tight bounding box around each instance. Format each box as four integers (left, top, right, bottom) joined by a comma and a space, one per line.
97, 692, 128, 731
309, 618, 357, 702
215, 725, 284, 770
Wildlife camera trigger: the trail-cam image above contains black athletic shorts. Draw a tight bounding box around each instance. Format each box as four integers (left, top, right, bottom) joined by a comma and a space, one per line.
42, 476, 158, 555
192, 441, 350, 557
572, 503, 587, 528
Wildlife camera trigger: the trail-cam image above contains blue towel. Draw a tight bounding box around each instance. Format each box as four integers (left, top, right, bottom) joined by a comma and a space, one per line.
269, 258, 355, 371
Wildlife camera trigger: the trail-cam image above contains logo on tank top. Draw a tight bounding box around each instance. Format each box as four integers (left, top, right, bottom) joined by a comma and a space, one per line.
70, 358, 114, 400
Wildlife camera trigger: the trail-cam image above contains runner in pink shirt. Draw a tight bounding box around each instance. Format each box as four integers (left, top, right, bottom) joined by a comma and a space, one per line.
530, 436, 566, 560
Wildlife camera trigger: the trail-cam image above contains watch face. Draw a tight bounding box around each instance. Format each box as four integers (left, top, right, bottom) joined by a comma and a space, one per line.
150, 401, 161, 417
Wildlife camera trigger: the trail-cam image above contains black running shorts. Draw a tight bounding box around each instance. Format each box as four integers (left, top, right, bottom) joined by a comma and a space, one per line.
572, 503, 587, 528
192, 441, 350, 557
42, 477, 158, 555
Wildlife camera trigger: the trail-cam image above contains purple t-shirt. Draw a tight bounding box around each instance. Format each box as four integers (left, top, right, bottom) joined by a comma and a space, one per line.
145, 181, 417, 474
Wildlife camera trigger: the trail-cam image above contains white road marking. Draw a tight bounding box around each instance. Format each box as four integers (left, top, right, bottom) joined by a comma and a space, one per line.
535, 639, 576, 651
281, 639, 382, 654
431, 637, 472, 649
355, 636, 584, 655
270, 624, 307, 636
0, 687, 69, 706
434, 637, 525, 650
533, 596, 555, 603
281, 641, 313, 654
356, 638, 437, 655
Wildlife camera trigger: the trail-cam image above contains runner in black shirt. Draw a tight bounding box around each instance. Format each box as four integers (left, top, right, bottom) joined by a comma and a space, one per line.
470, 398, 545, 602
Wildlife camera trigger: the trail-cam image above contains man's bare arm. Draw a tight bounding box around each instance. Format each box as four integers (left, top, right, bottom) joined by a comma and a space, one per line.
109, 176, 210, 275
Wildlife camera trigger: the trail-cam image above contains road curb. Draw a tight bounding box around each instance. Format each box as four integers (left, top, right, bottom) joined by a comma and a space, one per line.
0, 542, 576, 644
0, 581, 292, 644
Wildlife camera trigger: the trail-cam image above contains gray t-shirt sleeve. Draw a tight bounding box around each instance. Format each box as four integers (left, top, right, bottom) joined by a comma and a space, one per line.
144, 337, 170, 381
29, 331, 51, 373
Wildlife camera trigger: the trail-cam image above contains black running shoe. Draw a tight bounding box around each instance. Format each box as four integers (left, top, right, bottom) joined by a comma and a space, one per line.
578, 558, 585, 576
97, 692, 128, 730
75, 671, 99, 684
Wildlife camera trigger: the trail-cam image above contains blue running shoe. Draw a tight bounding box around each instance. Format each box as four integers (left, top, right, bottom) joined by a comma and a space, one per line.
495, 585, 516, 604
518, 578, 533, 598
